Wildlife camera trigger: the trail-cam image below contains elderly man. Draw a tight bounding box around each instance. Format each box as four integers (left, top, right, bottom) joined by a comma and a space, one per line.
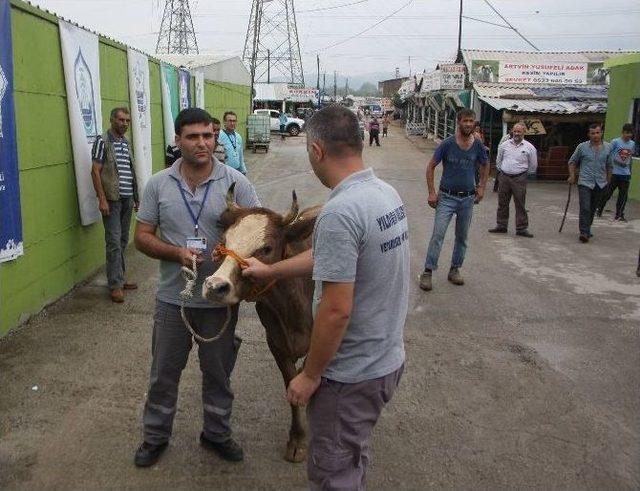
91, 107, 139, 303
242, 105, 409, 489
488, 122, 538, 237
568, 123, 611, 243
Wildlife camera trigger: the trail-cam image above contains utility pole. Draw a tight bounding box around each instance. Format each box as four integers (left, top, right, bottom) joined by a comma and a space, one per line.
267, 49, 271, 83
345, 77, 349, 96
323, 72, 326, 98
316, 54, 321, 106
456, 0, 463, 62
333, 71, 337, 101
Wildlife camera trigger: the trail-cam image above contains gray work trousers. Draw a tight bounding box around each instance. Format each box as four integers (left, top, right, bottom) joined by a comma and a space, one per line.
307, 365, 404, 491
142, 300, 240, 445
102, 196, 134, 290
496, 171, 529, 231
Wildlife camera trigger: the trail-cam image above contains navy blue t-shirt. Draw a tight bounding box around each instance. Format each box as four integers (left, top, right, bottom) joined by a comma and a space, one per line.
434, 136, 489, 192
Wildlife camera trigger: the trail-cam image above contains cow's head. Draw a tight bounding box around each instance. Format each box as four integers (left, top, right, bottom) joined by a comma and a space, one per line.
202, 183, 317, 305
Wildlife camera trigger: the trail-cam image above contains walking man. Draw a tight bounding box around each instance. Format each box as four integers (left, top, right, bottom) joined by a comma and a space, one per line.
369, 117, 381, 146
382, 114, 389, 137
488, 122, 537, 237
91, 107, 139, 303
242, 105, 409, 489
279, 110, 288, 140
133, 108, 260, 467
596, 123, 635, 221
567, 123, 611, 243
218, 111, 247, 174
419, 108, 489, 291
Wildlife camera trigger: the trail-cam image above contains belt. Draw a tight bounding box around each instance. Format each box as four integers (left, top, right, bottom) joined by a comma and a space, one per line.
502, 170, 528, 177
439, 187, 475, 198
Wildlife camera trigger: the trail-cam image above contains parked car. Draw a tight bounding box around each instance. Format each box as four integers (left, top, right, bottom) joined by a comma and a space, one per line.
253, 109, 305, 136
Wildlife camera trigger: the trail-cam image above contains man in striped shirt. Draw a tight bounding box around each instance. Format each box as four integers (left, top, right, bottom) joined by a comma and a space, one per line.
91, 107, 140, 303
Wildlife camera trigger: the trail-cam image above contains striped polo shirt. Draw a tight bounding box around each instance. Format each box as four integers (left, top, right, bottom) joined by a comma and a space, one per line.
92, 135, 135, 197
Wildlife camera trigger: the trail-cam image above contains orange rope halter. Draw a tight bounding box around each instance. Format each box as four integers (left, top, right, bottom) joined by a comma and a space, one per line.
214, 244, 277, 299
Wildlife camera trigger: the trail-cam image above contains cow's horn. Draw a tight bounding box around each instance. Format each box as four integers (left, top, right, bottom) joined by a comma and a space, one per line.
283, 190, 299, 225
226, 182, 240, 211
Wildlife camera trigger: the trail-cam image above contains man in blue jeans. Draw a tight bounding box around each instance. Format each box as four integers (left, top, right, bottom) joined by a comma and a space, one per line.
419, 109, 489, 291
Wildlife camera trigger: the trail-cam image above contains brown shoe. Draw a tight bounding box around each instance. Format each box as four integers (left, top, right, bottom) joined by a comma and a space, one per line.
447, 268, 464, 286
110, 288, 125, 303
123, 282, 138, 290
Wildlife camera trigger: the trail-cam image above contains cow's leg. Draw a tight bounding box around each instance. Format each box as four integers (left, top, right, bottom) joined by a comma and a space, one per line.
256, 303, 307, 463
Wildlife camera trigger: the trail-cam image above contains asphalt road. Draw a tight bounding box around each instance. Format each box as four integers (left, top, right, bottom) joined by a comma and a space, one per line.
1, 125, 639, 490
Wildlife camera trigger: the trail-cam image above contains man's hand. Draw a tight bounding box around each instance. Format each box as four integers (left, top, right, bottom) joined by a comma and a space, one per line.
286, 371, 321, 407
567, 174, 576, 185
427, 192, 438, 209
178, 248, 204, 269
241, 257, 275, 281
475, 186, 485, 204
98, 198, 110, 216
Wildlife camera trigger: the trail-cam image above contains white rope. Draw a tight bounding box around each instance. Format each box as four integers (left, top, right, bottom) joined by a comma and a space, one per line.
179, 255, 232, 344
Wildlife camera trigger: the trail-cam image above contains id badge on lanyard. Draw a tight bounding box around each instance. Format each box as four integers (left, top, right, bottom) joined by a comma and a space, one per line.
177, 180, 212, 251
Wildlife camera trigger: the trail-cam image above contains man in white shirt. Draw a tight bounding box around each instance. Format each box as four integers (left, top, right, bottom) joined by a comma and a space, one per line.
488, 122, 538, 237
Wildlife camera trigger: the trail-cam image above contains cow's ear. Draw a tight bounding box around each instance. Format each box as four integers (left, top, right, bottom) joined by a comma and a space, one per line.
283, 206, 320, 243
218, 209, 240, 230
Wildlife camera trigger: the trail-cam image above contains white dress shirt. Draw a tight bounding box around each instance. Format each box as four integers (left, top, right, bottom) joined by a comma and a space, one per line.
497, 139, 538, 175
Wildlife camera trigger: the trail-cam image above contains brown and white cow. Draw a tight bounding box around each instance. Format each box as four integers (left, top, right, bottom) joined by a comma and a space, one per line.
202, 183, 319, 462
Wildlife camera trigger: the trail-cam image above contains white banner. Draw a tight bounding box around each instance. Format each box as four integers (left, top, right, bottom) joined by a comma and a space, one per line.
161, 66, 175, 147
127, 48, 152, 198
194, 69, 205, 109
287, 86, 318, 102
59, 21, 102, 226
440, 64, 465, 89
499, 62, 588, 85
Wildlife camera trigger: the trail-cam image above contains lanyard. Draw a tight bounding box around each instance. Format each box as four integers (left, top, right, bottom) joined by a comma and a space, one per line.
224, 130, 237, 150
176, 180, 212, 236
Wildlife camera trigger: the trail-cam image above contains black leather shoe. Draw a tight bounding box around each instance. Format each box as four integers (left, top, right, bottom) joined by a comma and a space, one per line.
516, 230, 534, 238
579, 234, 589, 243
488, 227, 508, 233
200, 433, 244, 462
134, 441, 168, 467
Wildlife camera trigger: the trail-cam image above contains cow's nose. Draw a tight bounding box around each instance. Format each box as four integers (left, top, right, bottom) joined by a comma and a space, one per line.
204, 277, 231, 299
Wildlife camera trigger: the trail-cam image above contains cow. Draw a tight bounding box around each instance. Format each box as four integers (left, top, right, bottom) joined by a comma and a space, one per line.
202, 183, 320, 462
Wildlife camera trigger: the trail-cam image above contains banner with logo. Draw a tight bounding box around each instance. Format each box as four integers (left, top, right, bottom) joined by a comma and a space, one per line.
161, 63, 179, 147
59, 20, 102, 225
127, 48, 152, 197
0, 0, 23, 262
194, 69, 205, 109
440, 64, 465, 89
178, 68, 191, 110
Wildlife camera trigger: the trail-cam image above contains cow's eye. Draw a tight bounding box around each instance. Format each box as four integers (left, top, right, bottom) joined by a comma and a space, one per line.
260, 245, 273, 255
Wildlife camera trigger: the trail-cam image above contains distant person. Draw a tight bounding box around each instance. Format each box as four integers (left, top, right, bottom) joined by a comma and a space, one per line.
90, 107, 139, 303
596, 123, 635, 221
495, 127, 514, 191
369, 117, 381, 147
218, 111, 247, 175
165, 142, 181, 168
567, 123, 611, 243
473, 121, 489, 188
488, 122, 537, 238
279, 111, 288, 140
382, 114, 390, 137
419, 109, 489, 291
212, 117, 226, 164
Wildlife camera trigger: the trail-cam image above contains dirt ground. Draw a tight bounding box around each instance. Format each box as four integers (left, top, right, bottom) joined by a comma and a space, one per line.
1, 124, 639, 490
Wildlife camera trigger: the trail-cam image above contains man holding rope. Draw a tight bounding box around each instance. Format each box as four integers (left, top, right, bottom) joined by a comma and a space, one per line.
133, 108, 260, 467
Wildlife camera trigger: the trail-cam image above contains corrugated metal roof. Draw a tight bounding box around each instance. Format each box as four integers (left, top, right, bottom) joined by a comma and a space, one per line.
462, 49, 635, 66
155, 54, 237, 69
478, 97, 607, 114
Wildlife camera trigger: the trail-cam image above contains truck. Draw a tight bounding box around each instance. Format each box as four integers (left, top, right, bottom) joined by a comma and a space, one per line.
253, 109, 305, 136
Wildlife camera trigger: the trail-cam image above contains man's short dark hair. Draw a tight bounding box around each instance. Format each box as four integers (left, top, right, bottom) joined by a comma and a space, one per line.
457, 108, 476, 121
212, 117, 221, 125
223, 111, 237, 121
622, 123, 634, 133
174, 108, 214, 135
110, 107, 130, 119
589, 123, 603, 131
305, 104, 363, 157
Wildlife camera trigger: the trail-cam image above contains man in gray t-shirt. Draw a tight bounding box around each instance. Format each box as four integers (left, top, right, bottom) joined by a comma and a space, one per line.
133, 108, 259, 468
242, 105, 409, 489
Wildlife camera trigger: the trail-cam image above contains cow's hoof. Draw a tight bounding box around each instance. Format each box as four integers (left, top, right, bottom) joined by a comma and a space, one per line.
284, 440, 307, 463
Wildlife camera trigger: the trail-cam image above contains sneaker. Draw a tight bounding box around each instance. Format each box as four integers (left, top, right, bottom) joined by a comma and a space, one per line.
579, 234, 589, 243
447, 268, 464, 285
200, 433, 244, 462
419, 271, 432, 291
488, 227, 508, 233
134, 441, 168, 467
615, 216, 627, 222
516, 230, 534, 238
110, 288, 124, 303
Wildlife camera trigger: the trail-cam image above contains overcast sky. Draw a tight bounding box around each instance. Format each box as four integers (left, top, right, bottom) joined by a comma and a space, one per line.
29, 0, 640, 82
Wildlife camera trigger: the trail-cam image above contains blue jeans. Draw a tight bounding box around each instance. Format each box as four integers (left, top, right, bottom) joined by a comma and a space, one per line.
102, 196, 134, 289
424, 193, 474, 271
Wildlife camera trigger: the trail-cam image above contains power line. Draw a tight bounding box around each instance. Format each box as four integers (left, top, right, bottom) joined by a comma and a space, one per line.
315, 0, 414, 52
480, 0, 539, 51
297, 0, 368, 13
